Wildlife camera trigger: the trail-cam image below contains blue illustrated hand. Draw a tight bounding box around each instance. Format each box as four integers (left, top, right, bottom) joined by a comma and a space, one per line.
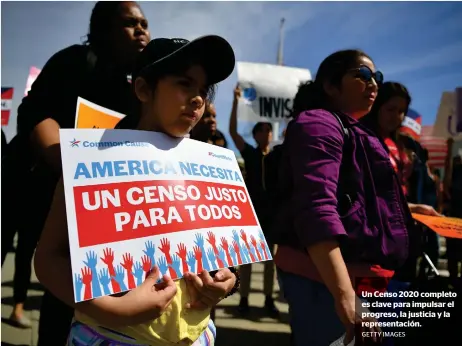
242, 245, 250, 264
207, 248, 218, 270
232, 230, 240, 244
186, 251, 196, 272
133, 261, 144, 286
249, 246, 257, 261
169, 255, 182, 277
157, 256, 169, 276
194, 233, 205, 248
229, 246, 237, 266
98, 268, 111, 295
112, 265, 128, 291
83, 250, 98, 268
143, 240, 156, 267
217, 248, 228, 267
259, 243, 265, 258
83, 250, 102, 297
258, 229, 270, 254
195, 233, 210, 271
74, 273, 83, 302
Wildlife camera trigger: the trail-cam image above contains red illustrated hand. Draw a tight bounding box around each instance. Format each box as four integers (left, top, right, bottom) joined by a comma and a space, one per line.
250, 235, 262, 261
220, 237, 228, 251
240, 229, 248, 243
176, 243, 189, 274
122, 253, 136, 289
207, 231, 217, 252
81, 267, 93, 300
260, 240, 269, 260
141, 255, 152, 273
158, 238, 172, 262
232, 240, 242, 265
100, 247, 120, 293
100, 248, 115, 266
193, 246, 203, 273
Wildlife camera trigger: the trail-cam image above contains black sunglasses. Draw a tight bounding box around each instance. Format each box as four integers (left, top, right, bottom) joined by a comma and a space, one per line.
351, 65, 384, 85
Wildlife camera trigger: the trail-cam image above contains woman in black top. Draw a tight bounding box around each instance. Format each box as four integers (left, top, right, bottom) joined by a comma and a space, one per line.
1, 2, 150, 343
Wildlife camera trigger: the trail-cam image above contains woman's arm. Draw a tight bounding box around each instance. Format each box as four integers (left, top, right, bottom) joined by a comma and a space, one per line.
288, 112, 354, 298
34, 178, 177, 327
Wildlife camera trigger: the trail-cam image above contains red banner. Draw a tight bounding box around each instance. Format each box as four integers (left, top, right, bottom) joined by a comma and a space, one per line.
74, 180, 258, 247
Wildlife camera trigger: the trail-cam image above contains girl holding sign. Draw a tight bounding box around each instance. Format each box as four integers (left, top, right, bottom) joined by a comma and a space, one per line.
35, 35, 239, 345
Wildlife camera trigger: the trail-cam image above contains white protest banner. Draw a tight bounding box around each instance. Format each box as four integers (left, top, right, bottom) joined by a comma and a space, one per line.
60, 128, 271, 302
236, 62, 311, 124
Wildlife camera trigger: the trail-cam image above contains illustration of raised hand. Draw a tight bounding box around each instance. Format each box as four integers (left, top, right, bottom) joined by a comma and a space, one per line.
232, 230, 240, 244
158, 238, 172, 260
169, 255, 182, 278
100, 248, 114, 266
195, 233, 210, 271
193, 246, 203, 273
143, 240, 156, 268
83, 251, 102, 297
141, 255, 152, 274
187, 251, 196, 272
112, 265, 128, 291
195, 233, 205, 248
251, 235, 262, 261
133, 261, 144, 286
207, 248, 218, 270
260, 241, 268, 260
217, 248, 228, 268
98, 268, 111, 295
74, 273, 83, 302
240, 229, 248, 244
157, 256, 169, 276
229, 246, 238, 266
241, 245, 250, 264
100, 248, 120, 293
121, 253, 136, 289
248, 245, 257, 262
176, 243, 189, 274
207, 231, 217, 251
221, 239, 233, 266
232, 240, 243, 265
81, 267, 93, 300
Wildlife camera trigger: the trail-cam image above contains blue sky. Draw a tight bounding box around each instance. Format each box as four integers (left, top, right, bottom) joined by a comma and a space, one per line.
2, 1, 462, 156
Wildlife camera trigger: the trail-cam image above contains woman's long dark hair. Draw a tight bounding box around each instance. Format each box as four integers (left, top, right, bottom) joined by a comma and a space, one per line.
361, 81, 412, 142
291, 49, 372, 118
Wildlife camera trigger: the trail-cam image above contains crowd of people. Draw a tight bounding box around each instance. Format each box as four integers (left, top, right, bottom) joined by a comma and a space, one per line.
1, 1, 462, 346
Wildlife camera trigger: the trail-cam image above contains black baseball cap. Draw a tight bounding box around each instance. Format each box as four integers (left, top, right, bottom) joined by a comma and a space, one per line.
133, 35, 235, 85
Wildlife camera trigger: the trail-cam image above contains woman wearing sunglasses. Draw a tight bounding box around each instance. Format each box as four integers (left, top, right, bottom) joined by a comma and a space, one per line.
273, 49, 417, 346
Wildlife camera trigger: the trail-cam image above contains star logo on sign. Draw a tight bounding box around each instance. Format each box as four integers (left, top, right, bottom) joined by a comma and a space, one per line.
70, 138, 81, 147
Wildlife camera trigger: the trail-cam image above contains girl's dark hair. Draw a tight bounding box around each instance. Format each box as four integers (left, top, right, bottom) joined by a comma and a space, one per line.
291, 49, 372, 117
84, 1, 126, 57
116, 58, 217, 130
361, 81, 411, 139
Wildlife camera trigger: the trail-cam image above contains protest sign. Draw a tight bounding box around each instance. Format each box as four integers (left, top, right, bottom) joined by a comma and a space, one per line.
412, 213, 462, 239
60, 128, 271, 302
1, 87, 14, 126
75, 97, 126, 129
236, 62, 311, 124
24, 66, 41, 96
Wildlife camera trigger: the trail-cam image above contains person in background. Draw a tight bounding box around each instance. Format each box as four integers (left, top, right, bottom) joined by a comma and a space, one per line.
190, 100, 228, 323
191, 101, 228, 148
4, 1, 150, 341
229, 85, 279, 317
361, 82, 440, 285
35, 34, 238, 346
447, 155, 462, 287
273, 50, 439, 346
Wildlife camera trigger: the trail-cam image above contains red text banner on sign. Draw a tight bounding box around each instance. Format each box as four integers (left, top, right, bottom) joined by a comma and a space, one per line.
74, 180, 258, 247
